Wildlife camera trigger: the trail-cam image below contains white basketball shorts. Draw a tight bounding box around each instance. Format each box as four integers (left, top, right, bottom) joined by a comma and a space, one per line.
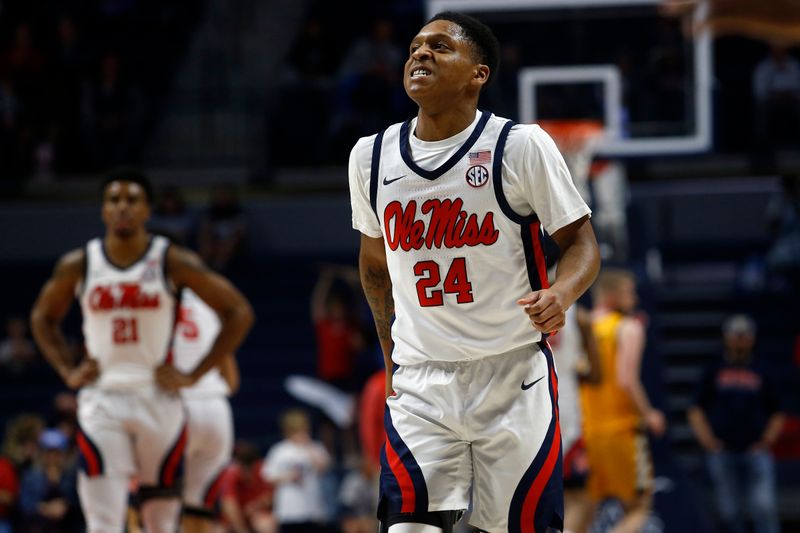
380, 341, 563, 533
182, 395, 233, 513
76, 385, 187, 489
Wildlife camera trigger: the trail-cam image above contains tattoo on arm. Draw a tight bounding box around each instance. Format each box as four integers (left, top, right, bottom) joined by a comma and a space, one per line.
362, 263, 394, 347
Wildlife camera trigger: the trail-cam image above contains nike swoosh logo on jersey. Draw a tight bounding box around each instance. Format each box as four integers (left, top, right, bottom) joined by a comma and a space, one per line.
521, 376, 545, 390
383, 175, 407, 185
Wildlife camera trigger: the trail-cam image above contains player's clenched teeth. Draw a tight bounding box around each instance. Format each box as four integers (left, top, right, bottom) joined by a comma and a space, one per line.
411, 68, 431, 78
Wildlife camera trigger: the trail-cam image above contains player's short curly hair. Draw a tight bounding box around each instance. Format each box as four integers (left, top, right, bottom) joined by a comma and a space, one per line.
428, 11, 500, 88
101, 167, 154, 205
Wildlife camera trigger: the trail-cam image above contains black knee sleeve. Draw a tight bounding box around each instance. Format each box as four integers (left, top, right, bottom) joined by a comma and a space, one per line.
380, 510, 463, 533
137, 484, 181, 502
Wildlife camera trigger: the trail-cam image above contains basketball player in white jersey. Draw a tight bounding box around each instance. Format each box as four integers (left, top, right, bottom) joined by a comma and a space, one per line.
30, 170, 255, 533
549, 305, 601, 533
173, 287, 239, 532
349, 12, 600, 533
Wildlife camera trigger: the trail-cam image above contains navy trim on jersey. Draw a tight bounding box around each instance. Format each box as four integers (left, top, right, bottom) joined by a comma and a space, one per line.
78, 242, 90, 298
164, 286, 184, 366
399, 110, 491, 181
507, 342, 563, 533
492, 121, 539, 226
161, 241, 178, 297
521, 223, 548, 292
101, 235, 156, 271
370, 130, 386, 217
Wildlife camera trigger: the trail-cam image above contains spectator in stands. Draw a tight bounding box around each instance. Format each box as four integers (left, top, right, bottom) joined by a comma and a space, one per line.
220, 440, 277, 533
48, 393, 78, 450
0, 315, 37, 374
19, 428, 81, 532
48, 16, 86, 174
262, 409, 332, 533
0, 452, 18, 533
2, 415, 44, 476
765, 174, 800, 289
753, 46, 800, 149
197, 183, 248, 273
328, 18, 406, 160
688, 314, 784, 533
149, 184, 196, 247
338, 458, 378, 533
310, 264, 366, 464
311, 264, 365, 393
357, 369, 385, 473
269, 16, 338, 166
80, 51, 144, 169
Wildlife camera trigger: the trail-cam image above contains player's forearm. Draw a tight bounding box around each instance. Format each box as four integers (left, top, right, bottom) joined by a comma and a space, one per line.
29, 315, 73, 380
624, 379, 654, 419
221, 498, 249, 533
190, 305, 254, 382
551, 222, 600, 307
687, 407, 718, 445
760, 413, 786, 446
359, 256, 395, 361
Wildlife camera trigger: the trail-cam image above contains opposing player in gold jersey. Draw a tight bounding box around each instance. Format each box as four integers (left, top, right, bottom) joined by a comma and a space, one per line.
579, 269, 666, 533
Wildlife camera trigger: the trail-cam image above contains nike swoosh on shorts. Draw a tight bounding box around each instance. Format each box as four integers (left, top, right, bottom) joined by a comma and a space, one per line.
521, 376, 545, 390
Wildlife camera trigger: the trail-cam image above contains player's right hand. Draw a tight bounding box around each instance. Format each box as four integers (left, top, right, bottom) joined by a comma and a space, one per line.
155, 364, 195, 392
64, 359, 100, 390
645, 409, 667, 438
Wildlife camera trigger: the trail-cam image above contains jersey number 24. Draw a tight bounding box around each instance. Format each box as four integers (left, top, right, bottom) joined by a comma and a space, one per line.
414, 257, 473, 307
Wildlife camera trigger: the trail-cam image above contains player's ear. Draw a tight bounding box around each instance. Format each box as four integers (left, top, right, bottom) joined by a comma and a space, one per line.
473, 64, 490, 87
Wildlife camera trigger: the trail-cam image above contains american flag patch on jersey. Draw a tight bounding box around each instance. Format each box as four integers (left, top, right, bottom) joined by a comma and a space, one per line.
468, 150, 491, 164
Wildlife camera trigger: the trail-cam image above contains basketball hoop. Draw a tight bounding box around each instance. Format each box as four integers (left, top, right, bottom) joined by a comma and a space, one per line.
538, 120, 605, 200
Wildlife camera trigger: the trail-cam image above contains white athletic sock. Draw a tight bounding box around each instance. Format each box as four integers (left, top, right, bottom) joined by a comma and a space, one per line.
140, 498, 181, 533
388, 524, 444, 533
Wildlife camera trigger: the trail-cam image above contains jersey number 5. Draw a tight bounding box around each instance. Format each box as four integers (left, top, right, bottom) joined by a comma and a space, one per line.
414, 257, 473, 307
112, 317, 139, 344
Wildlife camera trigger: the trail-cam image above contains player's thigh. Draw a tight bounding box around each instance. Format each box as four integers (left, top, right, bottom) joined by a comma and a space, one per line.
469, 345, 562, 533
131, 389, 188, 488
76, 388, 135, 478
183, 396, 234, 509
381, 364, 472, 516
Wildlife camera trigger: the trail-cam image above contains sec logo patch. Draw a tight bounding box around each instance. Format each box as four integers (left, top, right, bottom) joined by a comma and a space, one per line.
466, 165, 489, 188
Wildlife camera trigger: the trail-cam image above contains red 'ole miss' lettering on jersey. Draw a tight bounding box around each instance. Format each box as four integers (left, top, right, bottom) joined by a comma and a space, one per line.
383, 198, 499, 251
88, 283, 161, 311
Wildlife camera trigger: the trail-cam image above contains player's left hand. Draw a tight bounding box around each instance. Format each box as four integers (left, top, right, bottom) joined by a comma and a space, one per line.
155, 364, 195, 393
517, 288, 567, 334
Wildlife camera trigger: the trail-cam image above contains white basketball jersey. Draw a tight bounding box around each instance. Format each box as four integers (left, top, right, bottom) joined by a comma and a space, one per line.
550, 305, 584, 450
79, 236, 177, 390
173, 288, 230, 399
370, 112, 555, 364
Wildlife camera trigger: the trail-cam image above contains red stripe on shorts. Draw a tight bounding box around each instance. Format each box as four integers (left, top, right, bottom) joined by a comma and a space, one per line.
385, 436, 416, 513
203, 468, 227, 509
76, 431, 101, 477
520, 365, 562, 533
161, 425, 188, 488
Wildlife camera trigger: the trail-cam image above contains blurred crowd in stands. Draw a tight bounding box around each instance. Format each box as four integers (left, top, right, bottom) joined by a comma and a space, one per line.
2, 0, 798, 182
0, 0, 202, 187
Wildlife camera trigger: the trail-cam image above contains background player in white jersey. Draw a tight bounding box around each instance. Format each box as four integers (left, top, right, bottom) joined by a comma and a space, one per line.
549, 304, 601, 533
173, 287, 240, 532
348, 11, 600, 533
30, 170, 254, 533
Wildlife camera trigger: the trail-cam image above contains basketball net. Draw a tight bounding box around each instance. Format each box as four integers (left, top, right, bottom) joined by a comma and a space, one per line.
538, 120, 605, 202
